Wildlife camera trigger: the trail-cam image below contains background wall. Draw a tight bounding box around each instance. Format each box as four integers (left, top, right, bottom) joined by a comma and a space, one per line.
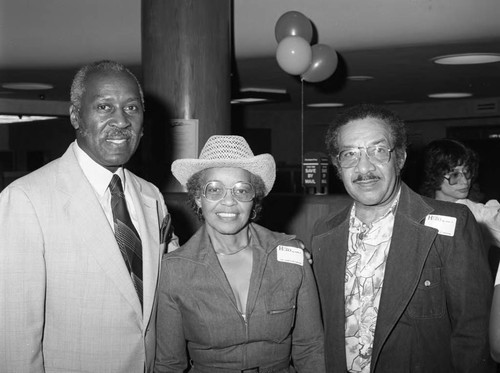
235, 98, 500, 199
2, 98, 500, 200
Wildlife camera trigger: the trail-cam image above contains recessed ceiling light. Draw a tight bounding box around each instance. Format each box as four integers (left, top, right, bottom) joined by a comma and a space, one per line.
428, 92, 473, 99
347, 75, 374, 81
1, 82, 54, 90
432, 53, 500, 65
307, 103, 344, 108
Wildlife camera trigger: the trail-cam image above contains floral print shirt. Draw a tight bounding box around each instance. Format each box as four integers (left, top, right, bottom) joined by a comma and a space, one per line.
345, 192, 400, 373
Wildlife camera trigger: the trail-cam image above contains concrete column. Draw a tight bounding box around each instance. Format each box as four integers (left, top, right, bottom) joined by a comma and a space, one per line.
141, 0, 232, 191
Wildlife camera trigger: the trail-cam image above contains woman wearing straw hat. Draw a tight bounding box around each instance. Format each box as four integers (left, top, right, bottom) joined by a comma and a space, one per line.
154, 135, 325, 372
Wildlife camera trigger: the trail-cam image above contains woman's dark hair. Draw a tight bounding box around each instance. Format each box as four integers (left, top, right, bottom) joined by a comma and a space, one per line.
185, 169, 267, 222
419, 138, 479, 198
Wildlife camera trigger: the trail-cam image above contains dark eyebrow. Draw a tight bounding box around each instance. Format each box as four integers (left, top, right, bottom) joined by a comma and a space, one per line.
341, 138, 390, 149
371, 139, 390, 146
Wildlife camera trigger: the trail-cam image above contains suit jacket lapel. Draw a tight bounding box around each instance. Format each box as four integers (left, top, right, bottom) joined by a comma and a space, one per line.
313, 205, 352, 370
55, 147, 143, 318
371, 184, 437, 368
124, 169, 161, 326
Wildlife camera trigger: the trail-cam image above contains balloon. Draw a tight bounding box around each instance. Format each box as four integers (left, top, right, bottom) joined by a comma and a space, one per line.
276, 36, 312, 76
301, 44, 338, 83
275, 11, 313, 44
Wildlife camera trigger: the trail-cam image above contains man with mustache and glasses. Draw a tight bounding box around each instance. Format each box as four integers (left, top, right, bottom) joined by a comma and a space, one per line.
0, 60, 178, 372
310, 104, 494, 372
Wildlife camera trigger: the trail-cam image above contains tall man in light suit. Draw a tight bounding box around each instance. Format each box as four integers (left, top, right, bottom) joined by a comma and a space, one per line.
0, 60, 178, 372
311, 104, 494, 372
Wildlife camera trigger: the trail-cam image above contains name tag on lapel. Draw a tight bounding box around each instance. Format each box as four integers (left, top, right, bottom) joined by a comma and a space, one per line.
424, 214, 456, 237
277, 245, 304, 266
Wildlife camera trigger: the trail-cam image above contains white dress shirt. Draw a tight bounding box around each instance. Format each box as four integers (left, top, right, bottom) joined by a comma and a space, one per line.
72, 140, 141, 235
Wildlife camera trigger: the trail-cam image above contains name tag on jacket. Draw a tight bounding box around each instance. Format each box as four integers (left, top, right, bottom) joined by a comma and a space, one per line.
277, 245, 304, 266
424, 214, 456, 236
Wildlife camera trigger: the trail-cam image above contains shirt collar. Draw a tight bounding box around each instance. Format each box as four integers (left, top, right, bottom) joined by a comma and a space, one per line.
350, 187, 401, 229
73, 140, 125, 197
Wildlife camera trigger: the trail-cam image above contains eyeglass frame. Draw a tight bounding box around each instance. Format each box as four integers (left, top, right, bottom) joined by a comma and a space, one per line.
201, 180, 256, 202
336, 145, 394, 168
443, 169, 473, 185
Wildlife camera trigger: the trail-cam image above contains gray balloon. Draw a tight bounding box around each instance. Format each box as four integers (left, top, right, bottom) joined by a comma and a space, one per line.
301, 44, 338, 83
275, 11, 313, 44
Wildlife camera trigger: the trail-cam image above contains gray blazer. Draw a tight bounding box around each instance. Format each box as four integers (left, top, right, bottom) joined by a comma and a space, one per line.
0, 144, 177, 372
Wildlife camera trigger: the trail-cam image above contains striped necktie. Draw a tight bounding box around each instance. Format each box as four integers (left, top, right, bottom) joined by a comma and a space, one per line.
109, 174, 143, 310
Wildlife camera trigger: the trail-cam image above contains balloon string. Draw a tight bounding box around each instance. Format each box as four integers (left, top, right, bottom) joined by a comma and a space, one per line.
301, 78, 304, 193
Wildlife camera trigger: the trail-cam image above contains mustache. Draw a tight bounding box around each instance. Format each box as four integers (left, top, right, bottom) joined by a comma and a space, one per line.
353, 173, 380, 183
105, 129, 133, 138
76, 127, 133, 137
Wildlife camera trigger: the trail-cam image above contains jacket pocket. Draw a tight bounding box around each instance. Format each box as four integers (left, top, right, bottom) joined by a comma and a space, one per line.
262, 298, 297, 343
408, 267, 445, 319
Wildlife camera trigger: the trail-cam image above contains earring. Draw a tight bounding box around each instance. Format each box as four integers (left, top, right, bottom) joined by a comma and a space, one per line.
250, 208, 257, 221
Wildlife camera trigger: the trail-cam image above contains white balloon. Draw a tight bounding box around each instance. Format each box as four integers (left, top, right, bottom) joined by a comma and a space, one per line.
276, 36, 312, 76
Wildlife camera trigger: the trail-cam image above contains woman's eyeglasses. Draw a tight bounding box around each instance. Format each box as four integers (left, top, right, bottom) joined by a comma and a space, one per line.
202, 181, 255, 202
443, 170, 472, 185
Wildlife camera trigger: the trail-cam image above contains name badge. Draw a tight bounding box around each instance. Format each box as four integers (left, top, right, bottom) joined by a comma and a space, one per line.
424, 214, 456, 237
277, 245, 304, 266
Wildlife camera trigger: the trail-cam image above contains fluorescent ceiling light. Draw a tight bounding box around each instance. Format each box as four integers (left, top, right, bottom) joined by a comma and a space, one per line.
307, 103, 344, 108
0, 115, 59, 124
231, 87, 289, 105
240, 87, 287, 94
428, 92, 473, 99
1, 82, 54, 90
347, 75, 374, 81
231, 98, 270, 104
432, 53, 500, 65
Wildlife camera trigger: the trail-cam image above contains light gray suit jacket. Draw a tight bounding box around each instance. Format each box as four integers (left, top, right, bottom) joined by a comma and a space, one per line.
0, 144, 178, 373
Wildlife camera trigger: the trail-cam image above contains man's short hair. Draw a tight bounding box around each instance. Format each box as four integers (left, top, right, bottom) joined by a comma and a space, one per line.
419, 138, 479, 198
70, 60, 144, 111
325, 104, 407, 172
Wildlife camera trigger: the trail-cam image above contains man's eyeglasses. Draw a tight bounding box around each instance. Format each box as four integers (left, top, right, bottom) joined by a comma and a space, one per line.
443, 170, 472, 185
202, 180, 255, 202
337, 146, 394, 168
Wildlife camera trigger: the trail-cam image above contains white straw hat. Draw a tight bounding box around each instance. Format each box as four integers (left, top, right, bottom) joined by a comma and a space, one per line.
171, 135, 276, 195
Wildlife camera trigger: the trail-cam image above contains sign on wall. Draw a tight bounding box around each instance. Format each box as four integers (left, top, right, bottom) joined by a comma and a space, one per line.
302, 151, 328, 194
